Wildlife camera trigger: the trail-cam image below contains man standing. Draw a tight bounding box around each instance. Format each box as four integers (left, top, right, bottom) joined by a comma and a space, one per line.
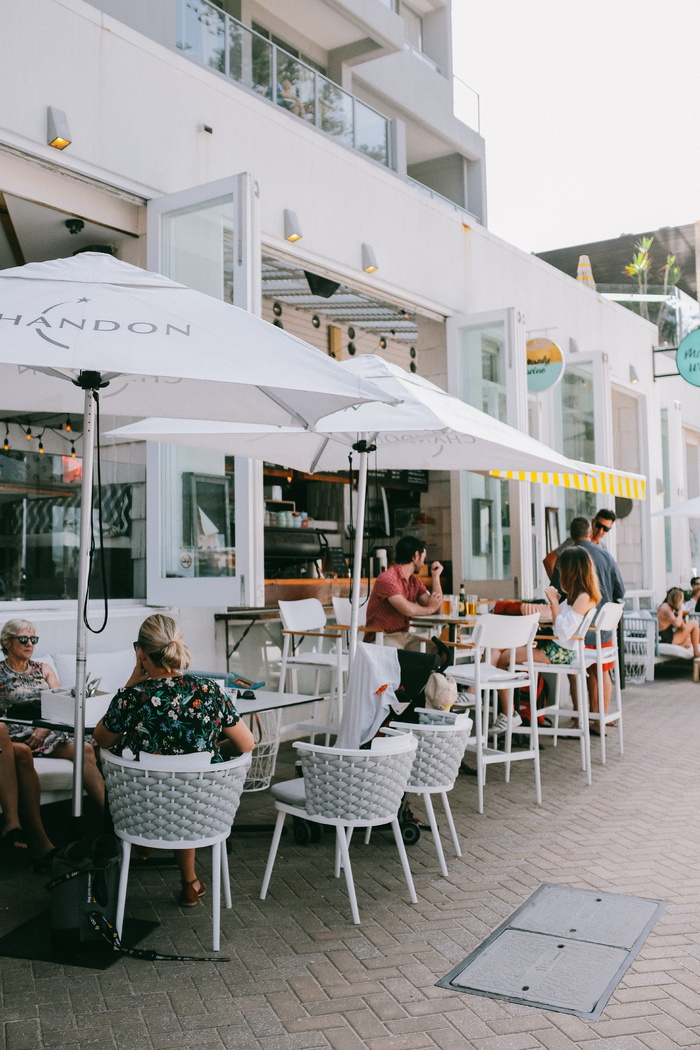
365, 536, 443, 650
551, 516, 625, 720
590, 509, 616, 546
683, 577, 700, 612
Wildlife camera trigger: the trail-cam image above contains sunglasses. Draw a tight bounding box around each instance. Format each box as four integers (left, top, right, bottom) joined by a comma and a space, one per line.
14, 635, 39, 645
593, 521, 611, 532
132, 641, 140, 651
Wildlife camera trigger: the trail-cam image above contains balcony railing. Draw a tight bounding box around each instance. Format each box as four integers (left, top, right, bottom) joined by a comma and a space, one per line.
598, 284, 700, 350
176, 0, 392, 168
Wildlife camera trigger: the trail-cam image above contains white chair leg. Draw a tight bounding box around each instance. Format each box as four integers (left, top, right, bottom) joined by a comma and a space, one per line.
614, 658, 624, 755
221, 839, 232, 909
475, 691, 486, 814
115, 840, 131, 941
579, 670, 592, 785
336, 825, 360, 924
597, 659, 607, 765
423, 793, 448, 877
363, 827, 372, 845
390, 817, 417, 905
553, 674, 562, 744
211, 841, 221, 952
260, 810, 286, 899
531, 702, 542, 806
440, 791, 461, 857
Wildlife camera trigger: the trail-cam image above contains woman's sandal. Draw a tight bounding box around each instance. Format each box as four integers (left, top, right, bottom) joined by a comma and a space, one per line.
32, 848, 57, 874
2, 827, 28, 851
179, 879, 206, 907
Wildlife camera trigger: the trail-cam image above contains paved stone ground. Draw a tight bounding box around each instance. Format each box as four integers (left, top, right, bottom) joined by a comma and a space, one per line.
2, 664, 700, 1050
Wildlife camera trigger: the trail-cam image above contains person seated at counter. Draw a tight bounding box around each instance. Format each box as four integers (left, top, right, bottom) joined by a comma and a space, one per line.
363, 536, 443, 651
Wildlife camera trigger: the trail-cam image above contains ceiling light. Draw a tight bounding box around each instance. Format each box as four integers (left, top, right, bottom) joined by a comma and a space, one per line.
65, 218, 84, 235
284, 209, 302, 242
379, 337, 387, 349
47, 106, 71, 150
362, 244, 379, 273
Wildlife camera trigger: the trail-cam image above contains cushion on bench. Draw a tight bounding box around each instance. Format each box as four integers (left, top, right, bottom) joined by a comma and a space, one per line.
658, 643, 695, 660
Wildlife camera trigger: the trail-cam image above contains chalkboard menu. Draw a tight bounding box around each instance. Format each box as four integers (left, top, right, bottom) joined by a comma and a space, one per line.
369, 469, 429, 490
325, 547, 350, 576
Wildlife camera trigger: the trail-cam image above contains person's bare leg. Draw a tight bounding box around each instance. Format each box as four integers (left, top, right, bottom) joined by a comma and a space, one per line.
603, 669, 612, 714
0, 724, 24, 843
671, 620, 700, 657
496, 646, 549, 711
587, 665, 599, 714
568, 674, 579, 724
52, 741, 105, 808
174, 848, 205, 905
13, 743, 54, 858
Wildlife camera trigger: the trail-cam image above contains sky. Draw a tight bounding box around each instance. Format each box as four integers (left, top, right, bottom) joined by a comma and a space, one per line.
452, 0, 700, 254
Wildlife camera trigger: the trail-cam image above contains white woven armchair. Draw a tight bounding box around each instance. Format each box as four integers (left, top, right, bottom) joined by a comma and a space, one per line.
385, 713, 472, 876
259, 732, 418, 924
101, 749, 251, 951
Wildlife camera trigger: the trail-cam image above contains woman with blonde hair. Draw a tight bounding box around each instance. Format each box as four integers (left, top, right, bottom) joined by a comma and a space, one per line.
657, 587, 700, 658
94, 614, 254, 906
490, 547, 601, 733
0, 618, 104, 862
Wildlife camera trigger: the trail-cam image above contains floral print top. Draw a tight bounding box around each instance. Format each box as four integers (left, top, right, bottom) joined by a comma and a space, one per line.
101, 674, 240, 762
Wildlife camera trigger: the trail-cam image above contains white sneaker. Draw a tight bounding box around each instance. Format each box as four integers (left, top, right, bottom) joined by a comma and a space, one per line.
492, 712, 522, 733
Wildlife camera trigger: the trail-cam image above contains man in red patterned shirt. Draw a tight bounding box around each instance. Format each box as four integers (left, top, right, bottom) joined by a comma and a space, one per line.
365, 536, 443, 650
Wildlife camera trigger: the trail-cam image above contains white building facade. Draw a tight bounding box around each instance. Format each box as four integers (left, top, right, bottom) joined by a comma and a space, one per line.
0, 0, 685, 671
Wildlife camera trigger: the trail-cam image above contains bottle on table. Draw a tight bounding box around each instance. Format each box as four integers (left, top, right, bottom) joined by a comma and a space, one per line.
458, 583, 466, 617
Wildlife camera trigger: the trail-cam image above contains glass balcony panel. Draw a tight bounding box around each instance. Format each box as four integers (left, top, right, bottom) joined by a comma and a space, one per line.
276, 56, 316, 124
354, 100, 389, 165
319, 81, 353, 146
176, 0, 225, 73
249, 28, 273, 99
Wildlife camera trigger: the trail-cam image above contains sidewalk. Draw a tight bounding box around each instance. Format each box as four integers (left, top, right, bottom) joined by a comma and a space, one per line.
2, 665, 700, 1050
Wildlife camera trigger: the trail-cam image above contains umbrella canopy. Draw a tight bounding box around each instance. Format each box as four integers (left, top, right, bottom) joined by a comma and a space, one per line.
0, 254, 394, 426
109, 355, 592, 660
109, 354, 586, 475
652, 496, 700, 517
0, 255, 393, 816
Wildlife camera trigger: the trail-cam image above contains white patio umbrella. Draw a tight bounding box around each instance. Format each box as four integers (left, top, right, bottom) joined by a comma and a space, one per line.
652, 497, 700, 517
109, 355, 592, 660
0, 255, 394, 814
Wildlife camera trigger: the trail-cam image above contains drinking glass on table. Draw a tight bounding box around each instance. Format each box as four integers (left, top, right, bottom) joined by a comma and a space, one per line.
442, 596, 452, 616
466, 594, 478, 616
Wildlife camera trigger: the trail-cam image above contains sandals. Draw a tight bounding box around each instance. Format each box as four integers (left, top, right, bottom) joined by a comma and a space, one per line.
179, 879, 206, 907
2, 827, 28, 851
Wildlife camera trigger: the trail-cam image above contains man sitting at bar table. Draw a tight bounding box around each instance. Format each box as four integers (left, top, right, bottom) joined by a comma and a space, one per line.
364, 536, 443, 650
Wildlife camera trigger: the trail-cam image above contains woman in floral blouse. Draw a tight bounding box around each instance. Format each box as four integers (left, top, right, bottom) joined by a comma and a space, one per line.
94, 614, 254, 906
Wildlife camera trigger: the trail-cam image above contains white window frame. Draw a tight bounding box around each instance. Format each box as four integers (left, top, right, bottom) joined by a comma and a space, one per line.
145, 173, 264, 608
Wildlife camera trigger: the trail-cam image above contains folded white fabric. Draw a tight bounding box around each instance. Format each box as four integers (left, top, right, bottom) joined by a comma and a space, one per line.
334, 644, 401, 749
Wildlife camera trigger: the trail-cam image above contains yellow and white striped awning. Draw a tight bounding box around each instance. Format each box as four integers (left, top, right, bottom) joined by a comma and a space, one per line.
490, 465, 646, 500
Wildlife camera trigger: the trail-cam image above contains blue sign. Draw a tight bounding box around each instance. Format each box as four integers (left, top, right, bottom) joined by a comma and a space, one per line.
677, 329, 700, 387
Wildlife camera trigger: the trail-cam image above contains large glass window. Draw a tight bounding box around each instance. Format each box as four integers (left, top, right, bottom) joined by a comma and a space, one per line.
401, 3, 424, 50
457, 319, 510, 581
159, 196, 234, 303
0, 437, 145, 601
156, 443, 235, 583
557, 362, 597, 523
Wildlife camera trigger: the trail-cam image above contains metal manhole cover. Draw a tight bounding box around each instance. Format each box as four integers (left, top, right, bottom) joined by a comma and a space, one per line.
437, 884, 665, 1019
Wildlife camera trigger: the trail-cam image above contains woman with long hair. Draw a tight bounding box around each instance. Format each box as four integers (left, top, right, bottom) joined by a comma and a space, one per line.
657, 587, 700, 658
490, 546, 601, 733
94, 614, 254, 907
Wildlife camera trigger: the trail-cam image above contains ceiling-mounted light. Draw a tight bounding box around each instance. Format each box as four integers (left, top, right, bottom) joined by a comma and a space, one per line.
65, 218, 84, 235
284, 209, 302, 242
630, 365, 640, 384
379, 337, 387, 349
273, 302, 282, 316
362, 243, 378, 273
400, 308, 410, 319
47, 106, 71, 150
390, 329, 397, 339
311, 315, 321, 329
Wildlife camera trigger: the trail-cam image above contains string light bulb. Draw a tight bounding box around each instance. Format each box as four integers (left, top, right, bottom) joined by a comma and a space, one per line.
26, 426, 32, 440
65, 415, 72, 432
3, 426, 9, 452
38, 435, 44, 453
70, 442, 76, 458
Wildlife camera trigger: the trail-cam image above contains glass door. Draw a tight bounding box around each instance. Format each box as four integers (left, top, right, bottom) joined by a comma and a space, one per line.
145, 174, 264, 607
447, 308, 531, 599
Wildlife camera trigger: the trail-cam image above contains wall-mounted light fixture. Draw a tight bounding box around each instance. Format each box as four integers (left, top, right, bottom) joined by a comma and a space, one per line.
65, 219, 84, 236
630, 365, 640, 384
47, 106, 71, 150
656, 478, 665, 496
284, 209, 302, 242
362, 243, 378, 273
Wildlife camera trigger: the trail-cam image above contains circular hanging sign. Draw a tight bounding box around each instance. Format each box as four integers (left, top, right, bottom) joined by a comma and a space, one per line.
676, 329, 700, 387
526, 337, 565, 393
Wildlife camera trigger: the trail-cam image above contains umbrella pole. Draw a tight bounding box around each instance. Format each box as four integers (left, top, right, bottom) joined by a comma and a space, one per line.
71, 383, 98, 820
348, 444, 372, 665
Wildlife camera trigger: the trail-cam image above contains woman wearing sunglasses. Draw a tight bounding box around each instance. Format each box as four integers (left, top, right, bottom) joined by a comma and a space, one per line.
0, 619, 104, 861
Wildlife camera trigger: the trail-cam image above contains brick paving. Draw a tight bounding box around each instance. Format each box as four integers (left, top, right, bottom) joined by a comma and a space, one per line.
2, 664, 700, 1049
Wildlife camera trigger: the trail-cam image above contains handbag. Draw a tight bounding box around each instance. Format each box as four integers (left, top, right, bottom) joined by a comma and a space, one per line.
47, 835, 120, 950
425, 670, 458, 710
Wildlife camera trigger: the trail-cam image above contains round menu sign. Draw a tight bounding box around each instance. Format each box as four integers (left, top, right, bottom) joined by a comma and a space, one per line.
526, 338, 564, 392
677, 329, 700, 387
